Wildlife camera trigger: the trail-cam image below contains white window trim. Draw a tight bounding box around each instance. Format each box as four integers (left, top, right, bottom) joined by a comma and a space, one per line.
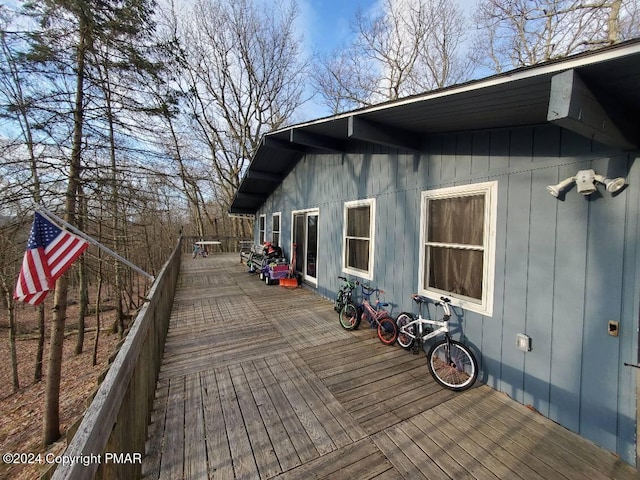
418, 181, 497, 317
342, 198, 376, 281
258, 214, 266, 245
272, 212, 281, 245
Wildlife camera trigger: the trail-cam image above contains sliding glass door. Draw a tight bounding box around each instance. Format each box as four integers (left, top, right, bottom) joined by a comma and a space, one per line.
292, 209, 319, 285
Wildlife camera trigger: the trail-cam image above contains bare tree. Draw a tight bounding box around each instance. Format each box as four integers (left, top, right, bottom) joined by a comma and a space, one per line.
21, 0, 159, 447
0, 9, 49, 384
472, 0, 640, 73
312, 0, 469, 112
163, 0, 308, 213
0, 229, 20, 393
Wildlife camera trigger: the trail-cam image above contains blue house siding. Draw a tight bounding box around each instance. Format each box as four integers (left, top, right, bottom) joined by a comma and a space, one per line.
254, 125, 639, 465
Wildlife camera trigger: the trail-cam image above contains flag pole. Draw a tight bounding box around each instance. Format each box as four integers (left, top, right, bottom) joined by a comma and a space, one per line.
35, 205, 155, 282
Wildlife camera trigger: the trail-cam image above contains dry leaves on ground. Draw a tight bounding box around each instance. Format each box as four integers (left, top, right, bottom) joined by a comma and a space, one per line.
0, 300, 123, 480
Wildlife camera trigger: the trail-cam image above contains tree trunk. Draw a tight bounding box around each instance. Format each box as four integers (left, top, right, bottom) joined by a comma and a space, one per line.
608, 0, 622, 44
34, 306, 45, 382
75, 190, 88, 355
42, 12, 87, 447
4, 287, 20, 393
93, 276, 102, 367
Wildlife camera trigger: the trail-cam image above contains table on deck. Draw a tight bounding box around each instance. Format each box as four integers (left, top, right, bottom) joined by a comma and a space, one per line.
195, 241, 222, 253
143, 253, 639, 480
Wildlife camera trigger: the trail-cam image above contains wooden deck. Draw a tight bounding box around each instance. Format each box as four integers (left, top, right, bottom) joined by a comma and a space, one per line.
143, 254, 639, 480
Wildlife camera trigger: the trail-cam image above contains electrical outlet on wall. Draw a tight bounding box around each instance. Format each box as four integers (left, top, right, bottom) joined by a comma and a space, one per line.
516, 333, 532, 352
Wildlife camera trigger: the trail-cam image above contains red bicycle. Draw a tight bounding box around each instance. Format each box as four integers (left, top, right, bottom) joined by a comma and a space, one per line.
339, 284, 397, 345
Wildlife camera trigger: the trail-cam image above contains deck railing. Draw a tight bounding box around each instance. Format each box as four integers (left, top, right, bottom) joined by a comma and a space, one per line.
49, 237, 183, 480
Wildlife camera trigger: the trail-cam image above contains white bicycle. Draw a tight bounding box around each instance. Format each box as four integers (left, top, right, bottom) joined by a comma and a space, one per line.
396, 294, 478, 391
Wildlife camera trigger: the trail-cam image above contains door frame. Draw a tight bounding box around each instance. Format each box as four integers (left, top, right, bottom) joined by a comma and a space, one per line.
291, 208, 320, 287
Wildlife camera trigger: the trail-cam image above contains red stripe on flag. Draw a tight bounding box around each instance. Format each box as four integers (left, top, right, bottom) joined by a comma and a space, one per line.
47, 235, 88, 281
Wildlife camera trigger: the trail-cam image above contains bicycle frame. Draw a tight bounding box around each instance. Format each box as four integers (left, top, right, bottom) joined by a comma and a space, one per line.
396, 295, 478, 390
398, 297, 452, 344
359, 285, 388, 328
335, 276, 358, 313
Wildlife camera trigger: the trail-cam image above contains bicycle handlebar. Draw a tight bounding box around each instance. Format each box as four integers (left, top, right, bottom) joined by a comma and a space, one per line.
338, 276, 359, 288
361, 284, 384, 297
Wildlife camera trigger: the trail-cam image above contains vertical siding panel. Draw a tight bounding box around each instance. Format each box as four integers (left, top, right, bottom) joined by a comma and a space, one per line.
374, 195, 392, 304
365, 146, 374, 197
394, 189, 411, 312
619, 154, 639, 463
500, 171, 532, 400
527, 126, 555, 158
441, 134, 456, 181
471, 131, 491, 174
579, 156, 625, 452
373, 190, 383, 285
370, 145, 380, 196
325, 203, 340, 294
489, 130, 510, 171
549, 160, 589, 432
380, 193, 396, 301
560, 128, 594, 156
380, 147, 393, 195
499, 128, 533, 399
520, 128, 558, 414
428, 136, 443, 184
357, 153, 367, 199
483, 130, 510, 388
522, 166, 558, 416
409, 153, 423, 192
455, 133, 472, 178
394, 154, 419, 191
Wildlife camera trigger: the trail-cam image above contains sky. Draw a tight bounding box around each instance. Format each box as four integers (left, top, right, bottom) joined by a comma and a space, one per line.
296, 0, 480, 120
298, 0, 361, 54
299, 0, 479, 55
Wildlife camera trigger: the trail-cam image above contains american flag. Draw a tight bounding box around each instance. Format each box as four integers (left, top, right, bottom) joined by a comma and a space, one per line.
14, 212, 89, 306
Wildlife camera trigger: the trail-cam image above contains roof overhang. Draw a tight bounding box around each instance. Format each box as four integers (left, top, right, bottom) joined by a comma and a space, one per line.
230, 39, 640, 215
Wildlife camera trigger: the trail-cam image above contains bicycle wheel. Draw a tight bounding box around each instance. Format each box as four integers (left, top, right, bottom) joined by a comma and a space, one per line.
377, 315, 398, 345
395, 312, 416, 349
427, 339, 478, 391
334, 290, 345, 313
339, 302, 361, 330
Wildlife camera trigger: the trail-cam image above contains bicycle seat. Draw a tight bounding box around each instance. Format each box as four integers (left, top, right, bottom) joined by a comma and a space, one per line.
377, 302, 389, 307
411, 294, 429, 304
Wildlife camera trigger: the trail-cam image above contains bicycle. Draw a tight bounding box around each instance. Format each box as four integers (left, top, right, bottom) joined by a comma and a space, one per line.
396, 294, 478, 391
335, 276, 359, 314
340, 284, 397, 345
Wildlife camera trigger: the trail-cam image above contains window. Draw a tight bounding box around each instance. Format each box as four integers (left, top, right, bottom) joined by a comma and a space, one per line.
258, 214, 266, 245
419, 182, 497, 316
343, 198, 375, 279
272, 212, 281, 246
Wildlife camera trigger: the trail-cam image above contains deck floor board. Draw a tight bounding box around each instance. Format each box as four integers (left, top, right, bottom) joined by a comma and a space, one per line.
143, 254, 640, 479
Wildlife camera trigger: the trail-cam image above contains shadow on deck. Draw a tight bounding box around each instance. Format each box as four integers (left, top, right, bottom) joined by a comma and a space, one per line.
143, 253, 639, 480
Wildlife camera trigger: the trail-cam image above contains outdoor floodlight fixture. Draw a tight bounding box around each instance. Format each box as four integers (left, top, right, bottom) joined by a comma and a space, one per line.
547, 169, 626, 198
594, 173, 626, 193
546, 177, 575, 198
